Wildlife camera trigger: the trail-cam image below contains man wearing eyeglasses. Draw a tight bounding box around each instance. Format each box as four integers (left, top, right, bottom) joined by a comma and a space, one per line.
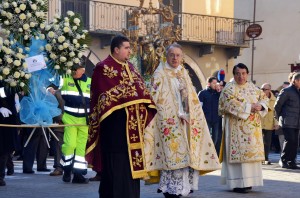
260, 83, 279, 165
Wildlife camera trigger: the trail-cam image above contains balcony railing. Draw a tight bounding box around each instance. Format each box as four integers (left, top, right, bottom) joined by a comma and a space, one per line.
48, 0, 250, 47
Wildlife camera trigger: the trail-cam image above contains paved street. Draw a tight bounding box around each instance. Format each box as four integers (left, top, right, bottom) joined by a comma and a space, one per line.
0, 152, 299, 198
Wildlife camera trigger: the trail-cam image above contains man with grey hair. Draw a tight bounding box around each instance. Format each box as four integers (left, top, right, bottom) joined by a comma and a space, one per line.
261, 83, 278, 165
274, 72, 300, 169
145, 43, 220, 197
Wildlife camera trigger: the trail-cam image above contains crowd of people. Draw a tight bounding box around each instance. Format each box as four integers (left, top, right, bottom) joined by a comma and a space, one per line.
0, 35, 299, 198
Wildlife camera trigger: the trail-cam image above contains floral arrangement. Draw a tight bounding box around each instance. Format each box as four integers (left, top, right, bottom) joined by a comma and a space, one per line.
0, 37, 31, 93
44, 11, 89, 75
0, 0, 48, 46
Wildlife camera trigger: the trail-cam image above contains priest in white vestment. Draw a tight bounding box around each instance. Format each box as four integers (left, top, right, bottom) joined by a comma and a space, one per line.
218, 63, 269, 193
144, 43, 221, 198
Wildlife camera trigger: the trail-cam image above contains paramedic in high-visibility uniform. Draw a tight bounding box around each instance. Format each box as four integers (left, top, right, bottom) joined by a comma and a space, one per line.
60, 61, 91, 184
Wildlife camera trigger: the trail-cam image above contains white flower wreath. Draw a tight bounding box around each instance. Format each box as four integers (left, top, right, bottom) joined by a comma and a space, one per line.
44, 11, 89, 75
0, 37, 31, 92
0, 0, 48, 46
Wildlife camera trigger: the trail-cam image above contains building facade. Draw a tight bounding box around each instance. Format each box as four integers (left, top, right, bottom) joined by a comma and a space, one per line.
48, 0, 250, 92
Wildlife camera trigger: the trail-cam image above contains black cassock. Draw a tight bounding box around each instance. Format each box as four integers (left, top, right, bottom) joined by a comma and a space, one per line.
99, 108, 140, 198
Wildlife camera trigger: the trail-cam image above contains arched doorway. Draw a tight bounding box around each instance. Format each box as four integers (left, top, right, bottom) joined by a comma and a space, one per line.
184, 55, 206, 94
83, 49, 101, 78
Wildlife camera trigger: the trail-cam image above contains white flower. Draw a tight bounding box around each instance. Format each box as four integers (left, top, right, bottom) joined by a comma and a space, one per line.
35, 12, 41, 17
69, 52, 75, 57
31, 4, 37, 10
50, 53, 57, 59
63, 42, 69, 48
20, 4, 26, 11
30, 22, 36, 27
23, 24, 30, 30
44, 57, 48, 62
76, 35, 81, 39
63, 27, 70, 33
60, 57, 67, 62
25, 73, 31, 79
74, 58, 80, 63
14, 60, 21, 66
54, 14, 60, 19
73, 18, 80, 25
39, 34, 45, 40
0, 76, 2, 81
18, 48, 23, 53
4, 40, 9, 45
83, 30, 88, 33
5, 49, 11, 55
16, 53, 23, 59
27, 13, 32, 18
4, 21, 9, 25
73, 26, 78, 30
67, 61, 73, 67
48, 31, 55, 38
54, 25, 59, 30
39, 46, 44, 51
81, 35, 86, 39
75, 43, 80, 48
66, 69, 72, 74
6, 58, 13, 63
40, 24, 45, 29
78, 52, 83, 58
53, 18, 57, 23
72, 39, 78, 44
52, 39, 56, 44
20, 71, 25, 77
19, 13, 26, 20
7, 13, 13, 19
14, 71, 21, 78
18, 28, 23, 32
15, 8, 21, 14
64, 17, 69, 22
24, 35, 29, 40
3, 2, 9, 8
2, 67, 10, 75
45, 44, 52, 51
67, 11, 75, 16
83, 44, 88, 48
45, 25, 51, 31
10, 81, 17, 87
23, 62, 28, 68
58, 45, 64, 50
58, 36, 66, 43
64, 22, 70, 27
54, 65, 60, 70
20, 82, 25, 87
12, 2, 17, 7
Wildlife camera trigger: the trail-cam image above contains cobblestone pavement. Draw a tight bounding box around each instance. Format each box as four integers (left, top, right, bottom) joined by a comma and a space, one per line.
0, 152, 299, 198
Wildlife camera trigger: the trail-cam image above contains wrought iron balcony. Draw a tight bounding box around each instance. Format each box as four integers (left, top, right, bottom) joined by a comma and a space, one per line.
48, 0, 250, 48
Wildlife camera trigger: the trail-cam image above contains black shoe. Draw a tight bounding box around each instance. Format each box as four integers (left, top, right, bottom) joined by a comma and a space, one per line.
37, 168, 51, 172
287, 164, 300, 169
72, 173, 89, 184
23, 170, 35, 174
7, 169, 14, 175
233, 188, 249, 193
0, 179, 6, 186
62, 171, 71, 182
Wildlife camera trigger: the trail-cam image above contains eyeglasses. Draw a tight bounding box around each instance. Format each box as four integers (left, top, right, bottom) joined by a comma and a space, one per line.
167, 53, 183, 59
261, 88, 270, 91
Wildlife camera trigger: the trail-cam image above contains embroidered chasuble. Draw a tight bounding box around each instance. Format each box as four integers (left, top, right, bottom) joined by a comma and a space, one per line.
144, 61, 221, 173
218, 80, 269, 163
86, 55, 156, 179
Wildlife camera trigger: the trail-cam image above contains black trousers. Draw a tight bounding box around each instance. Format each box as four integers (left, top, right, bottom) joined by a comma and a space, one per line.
22, 128, 49, 171
0, 153, 9, 180
52, 130, 64, 170
281, 128, 299, 165
262, 129, 273, 161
